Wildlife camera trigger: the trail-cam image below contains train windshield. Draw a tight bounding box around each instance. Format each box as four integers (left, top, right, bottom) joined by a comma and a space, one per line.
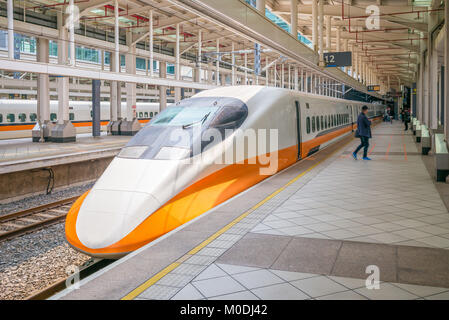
152, 106, 219, 127
120, 97, 248, 160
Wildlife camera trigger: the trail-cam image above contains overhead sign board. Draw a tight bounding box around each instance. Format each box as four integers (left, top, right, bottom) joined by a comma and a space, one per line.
367, 85, 381, 92
323, 51, 352, 68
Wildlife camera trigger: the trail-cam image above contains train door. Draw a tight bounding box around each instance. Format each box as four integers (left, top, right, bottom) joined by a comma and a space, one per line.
295, 101, 301, 160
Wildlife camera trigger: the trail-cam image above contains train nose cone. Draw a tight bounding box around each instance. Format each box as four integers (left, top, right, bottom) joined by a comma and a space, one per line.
75, 189, 161, 249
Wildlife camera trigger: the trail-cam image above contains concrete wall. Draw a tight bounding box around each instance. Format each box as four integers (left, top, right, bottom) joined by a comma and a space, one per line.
0, 157, 113, 203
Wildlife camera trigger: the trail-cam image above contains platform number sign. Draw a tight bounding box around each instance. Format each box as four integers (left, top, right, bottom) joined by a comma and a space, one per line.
323, 52, 352, 68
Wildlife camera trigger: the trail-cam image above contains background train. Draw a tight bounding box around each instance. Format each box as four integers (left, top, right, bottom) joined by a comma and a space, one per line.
0, 100, 160, 139
65, 86, 386, 258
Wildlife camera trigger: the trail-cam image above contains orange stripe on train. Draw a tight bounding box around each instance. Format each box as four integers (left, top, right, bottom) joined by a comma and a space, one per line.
0, 119, 150, 132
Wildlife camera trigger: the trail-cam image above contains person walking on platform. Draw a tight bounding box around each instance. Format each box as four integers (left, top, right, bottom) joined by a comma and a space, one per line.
403, 109, 411, 131
352, 106, 372, 161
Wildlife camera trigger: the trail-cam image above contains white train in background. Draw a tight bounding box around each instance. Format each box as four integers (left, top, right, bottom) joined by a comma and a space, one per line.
0, 100, 160, 139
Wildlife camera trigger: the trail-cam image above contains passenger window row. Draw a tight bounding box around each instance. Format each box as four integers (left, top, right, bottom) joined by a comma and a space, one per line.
0, 110, 159, 123
0, 113, 75, 123
306, 113, 350, 134
137, 111, 158, 118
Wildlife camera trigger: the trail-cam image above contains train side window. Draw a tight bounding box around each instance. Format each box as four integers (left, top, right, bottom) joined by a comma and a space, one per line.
90, 110, 93, 118
139, 112, 143, 118
320, 116, 324, 130
155, 112, 158, 115
18, 113, 26, 122
69, 113, 75, 121
7, 113, 15, 122
150, 112, 154, 117
50, 113, 57, 121
312, 116, 316, 132
144, 112, 148, 118
334, 115, 337, 126
0, 114, 2, 123
30, 113, 37, 121
306, 117, 310, 134
316, 116, 320, 131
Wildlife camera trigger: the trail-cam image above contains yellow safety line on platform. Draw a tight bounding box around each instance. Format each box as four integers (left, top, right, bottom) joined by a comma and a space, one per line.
121, 137, 354, 300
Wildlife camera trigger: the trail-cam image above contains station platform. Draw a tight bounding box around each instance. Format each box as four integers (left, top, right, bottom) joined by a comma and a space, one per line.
0, 133, 130, 174
55, 122, 449, 300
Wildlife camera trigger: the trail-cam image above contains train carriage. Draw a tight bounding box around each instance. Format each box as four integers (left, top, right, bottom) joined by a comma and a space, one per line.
0, 100, 160, 139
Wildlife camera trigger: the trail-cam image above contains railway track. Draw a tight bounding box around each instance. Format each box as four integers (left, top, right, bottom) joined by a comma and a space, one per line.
0, 196, 80, 242
26, 258, 114, 300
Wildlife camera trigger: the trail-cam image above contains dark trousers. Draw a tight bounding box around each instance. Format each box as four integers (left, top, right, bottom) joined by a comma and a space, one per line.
354, 136, 370, 158
405, 121, 409, 130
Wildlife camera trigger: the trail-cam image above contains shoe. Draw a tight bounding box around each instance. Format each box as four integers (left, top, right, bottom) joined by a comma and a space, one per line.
352, 152, 357, 160
362, 157, 372, 160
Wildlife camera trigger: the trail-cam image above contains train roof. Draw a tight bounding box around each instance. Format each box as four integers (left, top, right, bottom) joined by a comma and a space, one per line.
193, 86, 385, 106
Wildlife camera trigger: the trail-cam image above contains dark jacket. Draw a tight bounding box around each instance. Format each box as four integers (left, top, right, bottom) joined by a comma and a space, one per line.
356, 113, 372, 138
404, 111, 411, 123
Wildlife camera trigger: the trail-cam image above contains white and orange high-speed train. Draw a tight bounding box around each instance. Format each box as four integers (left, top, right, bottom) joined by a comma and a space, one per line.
66, 86, 385, 258
0, 100, 160, 139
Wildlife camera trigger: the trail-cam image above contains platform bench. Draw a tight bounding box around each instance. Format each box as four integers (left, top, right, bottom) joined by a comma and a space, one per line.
434, 133, 449, 182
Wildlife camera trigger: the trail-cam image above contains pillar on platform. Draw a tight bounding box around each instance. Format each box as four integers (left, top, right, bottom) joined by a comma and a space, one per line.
51, 10, 76, 142
159, 61, 168, 111
32, 38, 52, 142
120, 30, 141, 136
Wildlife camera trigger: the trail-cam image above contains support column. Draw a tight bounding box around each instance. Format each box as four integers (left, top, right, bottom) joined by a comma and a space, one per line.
265, 56, 269, 86
423, 51, 429, 125
216, 39, 220, 85
312, 0, 318, 52
325, 15, 331, 52
149, 10, 154, 77
51, 11, 75, 142
7, 0, 14, 60
231, 42, 236, 85
159, 61, 167, 111
111, 1, 122, 135
344, 39, 349, 74
92, 79, 101, 137
108, 51, 120, 135
294, 66, 299, 91
274, 62, 277, 87
32, 38, 52, 142
174, 23, 181, 102
290, 0, 297, 38
336, 27, 341, 52
445, 1, 449, 142
256, 0, 265, 13
430, 22, 438, 129
197, 30, 202, 85
281, 64, 285, 88
121, 30, 141, 135
318, 0, 324, 64
244, 52, 248, 85
68, 0, 75, 66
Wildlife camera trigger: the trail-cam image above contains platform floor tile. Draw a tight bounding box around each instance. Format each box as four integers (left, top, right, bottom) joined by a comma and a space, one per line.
167, 263, 449, 300
250, 124, 449, 249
